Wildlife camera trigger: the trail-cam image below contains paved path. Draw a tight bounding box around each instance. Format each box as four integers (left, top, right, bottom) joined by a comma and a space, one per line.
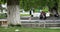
20, 16, 60, 20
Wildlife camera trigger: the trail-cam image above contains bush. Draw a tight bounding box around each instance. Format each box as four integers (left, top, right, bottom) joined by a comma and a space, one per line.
9, 24, 21, 27
0, 13, 7, 19
9, 24, 14, 27
16, 24, 21, 27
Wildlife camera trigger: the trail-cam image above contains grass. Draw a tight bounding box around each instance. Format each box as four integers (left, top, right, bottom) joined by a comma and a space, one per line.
0, 27, 60, 32
20, 14, 30, 16
0, 13, 7, 19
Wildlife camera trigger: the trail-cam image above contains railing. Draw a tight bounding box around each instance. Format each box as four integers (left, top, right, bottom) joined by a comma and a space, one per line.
20, 20, 60, 28
0, 19, 7, 21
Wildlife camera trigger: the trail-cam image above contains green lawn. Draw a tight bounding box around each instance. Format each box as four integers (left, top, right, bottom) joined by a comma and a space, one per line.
20, 14, 30, 16
0, 27, 60, 32
0, 13, 7, 19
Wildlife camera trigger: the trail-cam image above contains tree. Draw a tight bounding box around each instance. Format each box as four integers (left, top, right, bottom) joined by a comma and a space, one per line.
19, 0, 59, 15
0, 0, 7, 12
7, 0, 21, 25
19, 0, 49, 11
47, 0, 59, 16
0, 0, 7, 4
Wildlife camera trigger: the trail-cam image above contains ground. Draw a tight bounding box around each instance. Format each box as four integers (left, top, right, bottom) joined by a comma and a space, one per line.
0, 27, 60, 32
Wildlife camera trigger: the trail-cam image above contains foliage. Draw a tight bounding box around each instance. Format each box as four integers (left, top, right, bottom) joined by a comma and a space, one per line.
9, 24, 21, 27
0, 0, 7, 4
43, 6, 49, 13
19, 0, 47, 11
47, 0, 59, 8
16, 24, 21, 27
0, 13, 7, 19
19, 0, 59, 11
35, 9, 40, 12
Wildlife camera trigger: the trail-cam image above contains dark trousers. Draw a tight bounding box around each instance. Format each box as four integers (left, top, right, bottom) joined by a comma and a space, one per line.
40, 15, 46, 20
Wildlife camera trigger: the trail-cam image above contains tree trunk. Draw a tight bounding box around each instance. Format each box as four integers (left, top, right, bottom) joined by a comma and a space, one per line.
7, 0, 21, 25
7, 5, 21, 25
49, 2, 58, 16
